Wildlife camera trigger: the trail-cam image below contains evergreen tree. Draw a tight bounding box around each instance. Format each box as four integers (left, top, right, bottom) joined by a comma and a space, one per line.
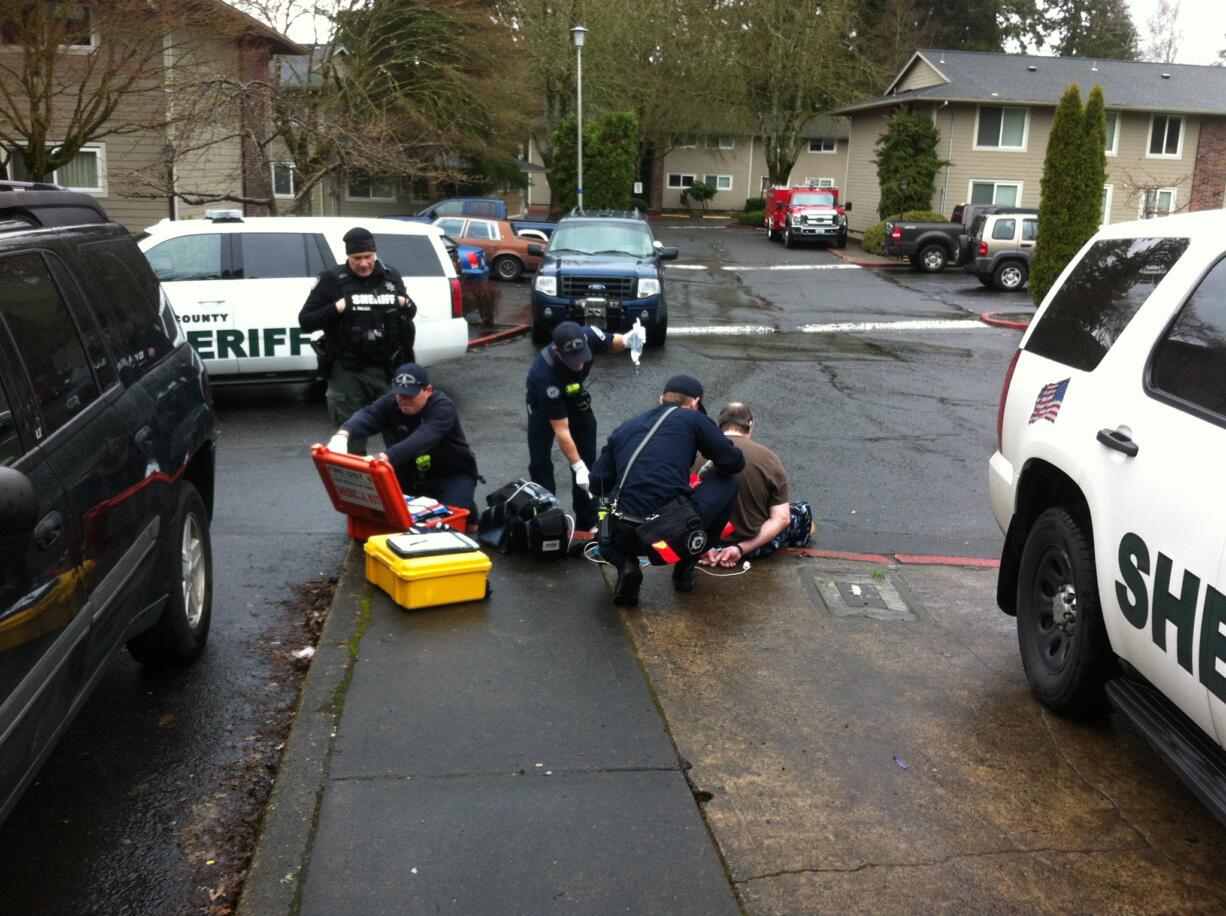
874, 109, 946, 220
1078, 86, 1109, 238
1032, 84, 1101, 304
1047, 0, 1139, 60
547, 111, 639, 212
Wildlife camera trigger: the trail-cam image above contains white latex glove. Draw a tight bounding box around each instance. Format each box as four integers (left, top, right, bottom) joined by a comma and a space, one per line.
327, 433, 349, 453
624, 319, 646, 360
571, 460, 591, 495
335, 297, 347, 314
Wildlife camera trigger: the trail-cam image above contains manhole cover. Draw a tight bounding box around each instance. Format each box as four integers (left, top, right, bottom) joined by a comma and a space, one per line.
809, 571, 917, 621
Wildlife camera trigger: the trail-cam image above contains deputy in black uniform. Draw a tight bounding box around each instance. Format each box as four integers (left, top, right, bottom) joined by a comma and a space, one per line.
591, 374, 744, 606
300, 226, 415, 454
327, 363, 479, 515
525, 320, 645, 532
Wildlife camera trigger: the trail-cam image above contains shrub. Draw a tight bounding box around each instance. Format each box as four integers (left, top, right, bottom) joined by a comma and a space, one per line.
463, 282, 500, 326
744, 197, 765, 211
681, 181, 717, 210
874, 109, 947, 220
861, 210, 946, 255
738, 210, 764, 226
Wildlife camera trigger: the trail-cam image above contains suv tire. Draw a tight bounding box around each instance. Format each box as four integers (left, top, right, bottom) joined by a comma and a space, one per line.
127, 483, 213, 666
917, 243, 948, 273
492, 255, 522, 282
1015, 507, 1109, 712
530, 318, 551, 344
836, 233, 847, 249
993, 259, 1028, 291
646, 315, 668, 347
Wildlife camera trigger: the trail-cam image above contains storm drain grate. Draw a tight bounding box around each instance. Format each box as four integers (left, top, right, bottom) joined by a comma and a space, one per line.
809, 571, 918, 621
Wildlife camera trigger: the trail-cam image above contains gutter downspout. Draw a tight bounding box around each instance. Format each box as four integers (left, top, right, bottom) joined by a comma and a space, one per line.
940, 101, 953, 215
746, 134, 755, 205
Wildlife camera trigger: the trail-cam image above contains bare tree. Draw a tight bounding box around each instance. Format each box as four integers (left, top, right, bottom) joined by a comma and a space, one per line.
1143, 0, 1182, 63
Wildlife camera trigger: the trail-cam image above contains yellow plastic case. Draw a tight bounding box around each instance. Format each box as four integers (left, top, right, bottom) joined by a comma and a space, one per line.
364, 530, 492, 610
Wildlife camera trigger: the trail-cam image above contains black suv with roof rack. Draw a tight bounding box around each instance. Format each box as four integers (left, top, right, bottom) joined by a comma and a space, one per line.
0, 181, 217, 825
530, 209, 678, 346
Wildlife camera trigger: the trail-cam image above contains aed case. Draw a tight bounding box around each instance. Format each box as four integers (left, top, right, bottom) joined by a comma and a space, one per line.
365, 529, 492, 610
311, 444, 469, 540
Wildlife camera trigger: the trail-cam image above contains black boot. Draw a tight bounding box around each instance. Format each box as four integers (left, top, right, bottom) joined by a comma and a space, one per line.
672, 560, 697, 593
613, 556, 642, 606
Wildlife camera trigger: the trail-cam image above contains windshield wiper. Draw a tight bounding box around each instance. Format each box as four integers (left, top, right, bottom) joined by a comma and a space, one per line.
593, 249, 645, 257
547, 247, 586, 255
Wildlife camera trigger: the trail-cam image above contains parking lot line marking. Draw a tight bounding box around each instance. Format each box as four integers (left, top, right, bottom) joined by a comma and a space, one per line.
668, 325, 778, 336
670, 264, 710, 270
723, 263, 861, 272
798, 319, 986, 333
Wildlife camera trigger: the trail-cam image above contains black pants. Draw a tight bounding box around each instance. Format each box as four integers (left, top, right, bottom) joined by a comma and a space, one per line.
527, 401, 598, 528
609, 475, 740, 569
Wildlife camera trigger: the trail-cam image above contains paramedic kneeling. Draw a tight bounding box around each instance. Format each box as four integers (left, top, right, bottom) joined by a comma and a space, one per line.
327, 363, 479, 515
590, 375, 744, 606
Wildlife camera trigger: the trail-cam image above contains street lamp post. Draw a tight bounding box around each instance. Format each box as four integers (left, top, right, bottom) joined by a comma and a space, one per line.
570, 25, 587, 212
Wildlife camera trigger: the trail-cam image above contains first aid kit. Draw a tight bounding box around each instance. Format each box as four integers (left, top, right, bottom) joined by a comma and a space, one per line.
364, 528, 491, 610
311, 444, 469, 540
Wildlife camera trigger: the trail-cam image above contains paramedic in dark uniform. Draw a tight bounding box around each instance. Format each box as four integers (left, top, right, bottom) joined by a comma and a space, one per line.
525, 320, 645, 532
300, 226, 415, 454
327, 363, 479, 515
590, 374, 744, 606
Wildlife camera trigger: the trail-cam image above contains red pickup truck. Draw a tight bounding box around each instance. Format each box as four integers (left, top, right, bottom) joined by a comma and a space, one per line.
764, 185, 851, 249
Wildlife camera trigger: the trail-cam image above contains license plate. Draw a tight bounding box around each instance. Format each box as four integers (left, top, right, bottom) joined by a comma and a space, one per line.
580, 298, 607, 318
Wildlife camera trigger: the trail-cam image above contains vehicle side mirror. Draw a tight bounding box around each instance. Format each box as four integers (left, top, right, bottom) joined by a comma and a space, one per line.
527, 243, 543, 255
843, 201, 853, 212
0, 465, 39, 539
658, 246, 679, 261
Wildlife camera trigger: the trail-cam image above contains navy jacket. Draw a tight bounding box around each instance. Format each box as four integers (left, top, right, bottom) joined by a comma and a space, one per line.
342, 391, 477, 480
525, 326, 612, 421
591, 404, 745, 518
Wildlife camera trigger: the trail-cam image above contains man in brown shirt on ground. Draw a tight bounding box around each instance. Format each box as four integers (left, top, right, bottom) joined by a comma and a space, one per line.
697, 402, 805, 569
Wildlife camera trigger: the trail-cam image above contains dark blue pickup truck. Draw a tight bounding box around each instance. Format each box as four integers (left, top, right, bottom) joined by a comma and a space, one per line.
530, 212, 678, 346
396, 197, 556, 239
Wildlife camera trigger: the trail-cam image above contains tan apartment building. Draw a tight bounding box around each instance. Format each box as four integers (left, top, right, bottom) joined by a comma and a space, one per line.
833, 49, 1226, 236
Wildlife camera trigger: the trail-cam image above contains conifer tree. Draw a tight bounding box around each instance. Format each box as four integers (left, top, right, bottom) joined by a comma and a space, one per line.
1031, 84, 1086, 303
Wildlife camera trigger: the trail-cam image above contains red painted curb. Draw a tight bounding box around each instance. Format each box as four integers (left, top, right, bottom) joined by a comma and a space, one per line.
979, 311, 1031, 331
782, 546, 999, 568
783, 547, 894, 564
895, 554, 1000, 568
467, 324, 531, 348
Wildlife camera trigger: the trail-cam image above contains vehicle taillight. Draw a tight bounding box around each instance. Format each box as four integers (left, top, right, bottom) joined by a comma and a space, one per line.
450, 277, 462, 318
891, 226, 902, 239
978, 241, 989, 257
466, 251, 480, 269
997, 347, 1022, 451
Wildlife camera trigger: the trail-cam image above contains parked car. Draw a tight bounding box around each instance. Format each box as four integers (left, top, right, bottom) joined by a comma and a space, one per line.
990, 210, 1226, 823
441, 235, 490, 286
764, 185, 850, 248
962, 210, 1039, 290
396, 197, 556, 239
885, 202, 1018, 272
139, 215, 467, 385
531, 211, 678, 346
434, 216, 545, 281
0, 181, 217, 825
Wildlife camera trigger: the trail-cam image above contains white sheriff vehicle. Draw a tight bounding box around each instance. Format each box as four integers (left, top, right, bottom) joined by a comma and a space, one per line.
138, 215, 467, 384
991, 210, 1226, 823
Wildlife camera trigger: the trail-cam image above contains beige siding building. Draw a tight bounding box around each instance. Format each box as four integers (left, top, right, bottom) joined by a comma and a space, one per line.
834, 50, 1226, 236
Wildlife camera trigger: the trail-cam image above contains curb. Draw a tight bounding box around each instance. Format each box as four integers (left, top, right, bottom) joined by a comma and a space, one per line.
236, 545, 367, 916
828, 248, 909, 269
782, 546, 999, 568
468, 323, 531, 348
978, 311, 1031, 331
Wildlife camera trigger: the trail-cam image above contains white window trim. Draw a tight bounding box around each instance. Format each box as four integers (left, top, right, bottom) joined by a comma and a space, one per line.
272, 162, 295, 199
972, 106, 1030, 153
675, 136, 697, 149
1137, 187, 1177, 219
345, 176, 396, 202
967, 179, 1023, 207
1104, 112, 1119, 157
702, 174, 733, 191
1146, 114, 1184, 160
804, 177, 837, 188
667, 173, 696, 189
716, 136, 735, 150
50, 143, 106, 195
1101, 184, 1114, 226
466, 219, 501, 241
807, 138, 837, 154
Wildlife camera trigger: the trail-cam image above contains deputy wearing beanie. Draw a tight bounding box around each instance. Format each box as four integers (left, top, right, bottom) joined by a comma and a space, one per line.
300, 226, 416, 453
589, 374, 744, 606
525, 320, 645, 534
327, 362, 479, 514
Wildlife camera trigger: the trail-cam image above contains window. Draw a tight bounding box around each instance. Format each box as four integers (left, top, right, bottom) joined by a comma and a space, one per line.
53, 147, 103, 192
0, 374, 20, 466
1101, 185, 1114, 226
804, 177, 836, 188
1, 4, 95, 49
1105, 112, 1119, 155
716, 136, 735, 150
702, 175, 733, 191
465, 220, 495, 240
436, 218, 465, 237
975, 106, 1027, 150
434, 200, 464, 217
969, 180, 1021, 206
791, 191, 837, 207
991, 218, 1016, 240
239, 233, 320, 279
346, 175, 395, 201
1150, 256, 1226, 417
667, 173, 695, 189
1140, 188, 1177, 219
79, 239, 174, 378
144, 234, 224, 282
469, 200, 501, 218
272, 163, 295, 198
1022, 218, 1037, 241
1148, 115, 1182, 157
0, 252, 101, 434
1025, 237, 1189, 372
808, 138, 836, 153
371, 235, 445, 278
675, 135, 697, 149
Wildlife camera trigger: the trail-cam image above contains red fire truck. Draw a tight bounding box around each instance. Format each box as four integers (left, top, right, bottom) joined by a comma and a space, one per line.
764, 185, 851, 249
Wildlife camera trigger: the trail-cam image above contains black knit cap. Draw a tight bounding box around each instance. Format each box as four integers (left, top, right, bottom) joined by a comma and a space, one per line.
343, 226, 376, 254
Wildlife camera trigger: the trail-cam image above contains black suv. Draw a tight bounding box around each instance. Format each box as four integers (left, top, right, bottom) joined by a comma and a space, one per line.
0, 183, 217, 825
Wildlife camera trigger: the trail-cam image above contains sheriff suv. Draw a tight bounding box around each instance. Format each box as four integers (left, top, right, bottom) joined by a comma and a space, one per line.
531, 211, 678, 346
990, 210, 1226, 822
0, 182, 217, 825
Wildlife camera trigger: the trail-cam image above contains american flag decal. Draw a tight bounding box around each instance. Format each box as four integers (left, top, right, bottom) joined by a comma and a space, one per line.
1029, 378, 1070, 424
